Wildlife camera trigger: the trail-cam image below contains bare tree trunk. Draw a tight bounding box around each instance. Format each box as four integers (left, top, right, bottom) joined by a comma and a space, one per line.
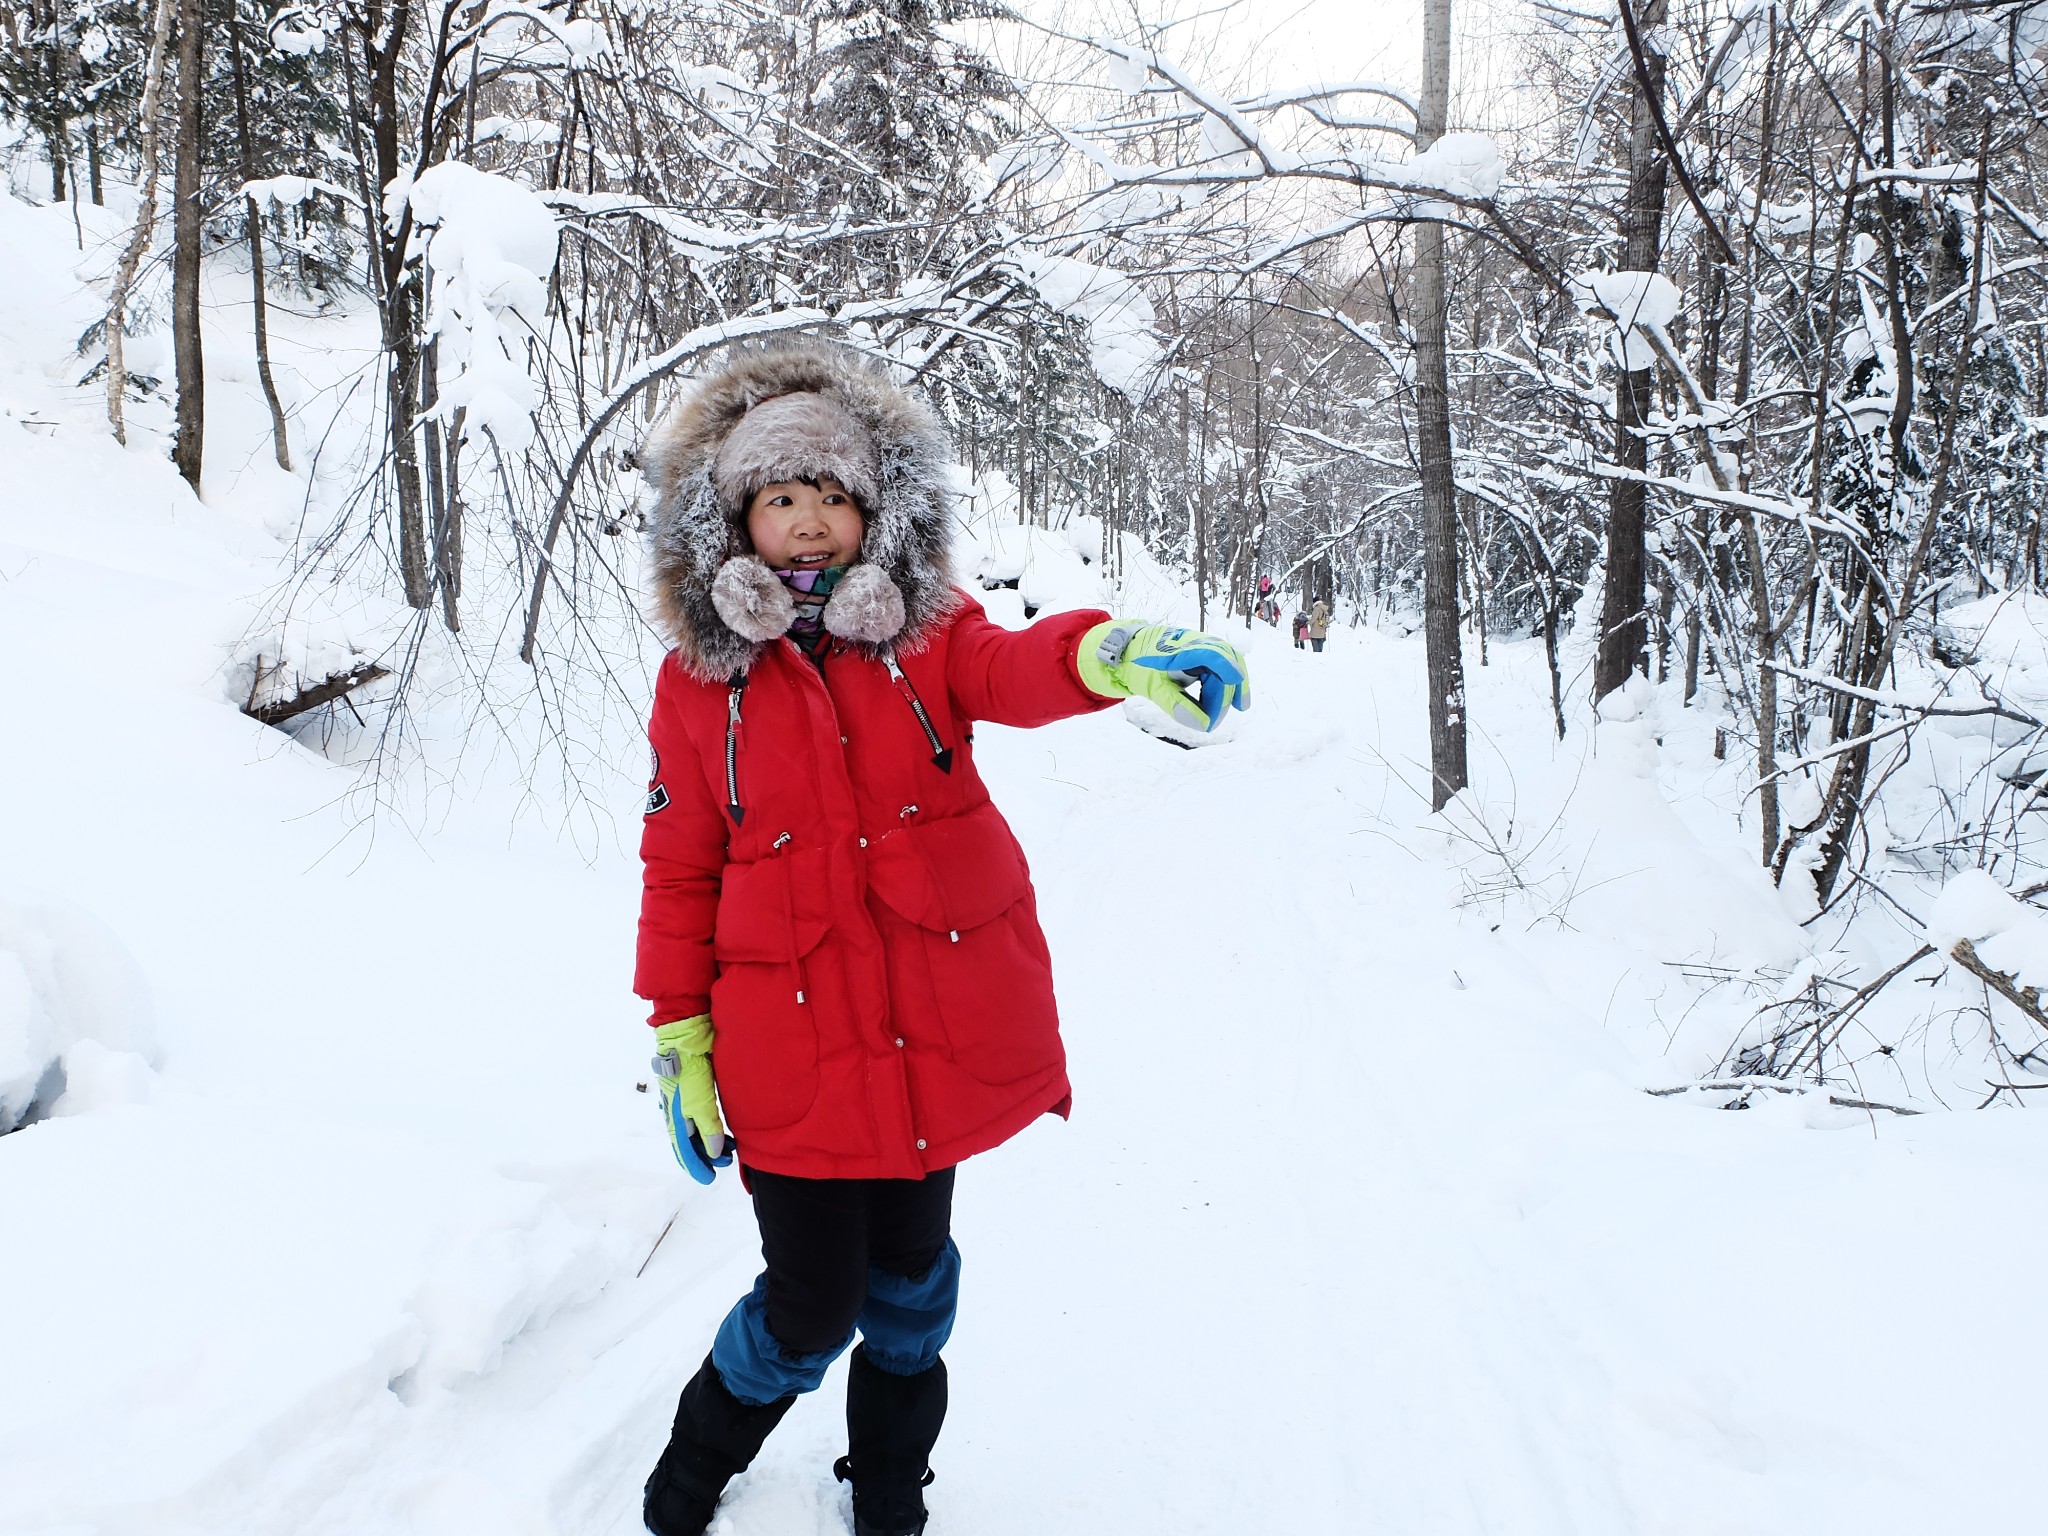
169, 0, 204, 489
1194, 370, 1212, 628
1414, 0, 1468, 810
104, 0, 176, 447
227, 10, 291, 472
1594, 0, 1671, 703
1243, 314, 1271, 619
85, 117, 103, 204
438, 407, 467, 632
45, 0, 72, 201
359, 4, 433, 609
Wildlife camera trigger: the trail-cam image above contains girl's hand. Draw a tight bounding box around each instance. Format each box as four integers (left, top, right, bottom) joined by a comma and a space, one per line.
652, 1014, 733, 1184
1078, 620, 1251, 732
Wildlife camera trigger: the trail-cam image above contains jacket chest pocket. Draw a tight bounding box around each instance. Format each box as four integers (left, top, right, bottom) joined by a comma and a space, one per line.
710, 845, 835, 1132
865, 808, 1061, 1086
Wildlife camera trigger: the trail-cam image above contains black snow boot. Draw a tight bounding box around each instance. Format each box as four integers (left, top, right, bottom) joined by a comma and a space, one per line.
644, 1354, 796, 1536
833, 1345, 947, 1536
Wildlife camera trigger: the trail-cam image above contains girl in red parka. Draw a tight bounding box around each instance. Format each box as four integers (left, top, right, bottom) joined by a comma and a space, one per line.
631, 340, 1248, 1536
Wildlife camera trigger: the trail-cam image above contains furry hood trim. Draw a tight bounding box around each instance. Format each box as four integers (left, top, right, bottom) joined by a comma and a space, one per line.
638, 338, 958, 681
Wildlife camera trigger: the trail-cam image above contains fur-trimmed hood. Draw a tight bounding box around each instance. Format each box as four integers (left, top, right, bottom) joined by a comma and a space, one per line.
638, 337, 958, 681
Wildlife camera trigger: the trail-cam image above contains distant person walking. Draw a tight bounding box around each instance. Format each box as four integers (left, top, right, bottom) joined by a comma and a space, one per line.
1307, 599, 1330, 653
1292, 611, 1309, 649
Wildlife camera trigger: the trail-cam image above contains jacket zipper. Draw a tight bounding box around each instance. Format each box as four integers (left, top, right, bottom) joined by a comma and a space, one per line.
724, 671, 748, 825
884, 654, 954, 773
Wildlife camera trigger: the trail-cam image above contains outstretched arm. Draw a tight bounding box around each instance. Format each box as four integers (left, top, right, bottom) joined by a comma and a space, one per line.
943, 591, 1118, 727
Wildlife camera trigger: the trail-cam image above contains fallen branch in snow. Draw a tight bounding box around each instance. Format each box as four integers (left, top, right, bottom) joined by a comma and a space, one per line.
243, 662, 392, 727
1643, 1077, 1921, 1116
1948, 937, 2048, 1035
636, 1206, 681, 1280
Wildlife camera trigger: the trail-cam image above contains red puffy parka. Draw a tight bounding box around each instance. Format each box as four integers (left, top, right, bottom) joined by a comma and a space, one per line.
635, 597, 1113, 1180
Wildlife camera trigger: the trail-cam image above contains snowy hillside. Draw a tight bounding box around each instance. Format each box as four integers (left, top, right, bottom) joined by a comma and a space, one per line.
4, 179, 2048, 1536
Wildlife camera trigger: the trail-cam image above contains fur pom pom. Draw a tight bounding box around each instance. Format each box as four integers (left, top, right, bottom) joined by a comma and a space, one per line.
823, 563, 908, 645
711, 557, 796, 643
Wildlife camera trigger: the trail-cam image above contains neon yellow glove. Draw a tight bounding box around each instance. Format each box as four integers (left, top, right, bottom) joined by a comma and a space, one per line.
1077, 620, 1251, 732
652, 1014, 731, 1183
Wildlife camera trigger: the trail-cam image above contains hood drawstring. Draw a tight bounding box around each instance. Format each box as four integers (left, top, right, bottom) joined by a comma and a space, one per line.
724, 671, 748, 825
884, 654, 954, 773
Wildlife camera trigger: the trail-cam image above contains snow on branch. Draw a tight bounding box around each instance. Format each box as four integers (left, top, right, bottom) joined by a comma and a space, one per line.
997, 249, 1163, 400
1574, 269, 1680, 369
406, 162, 561, 453
449, 2, 609, 67
1083, 35, 1302, 174
242, 174, 363, 210
1569, 461, 1867, 544
1353, 132, 1506, 202
1235, 79, 1418, 117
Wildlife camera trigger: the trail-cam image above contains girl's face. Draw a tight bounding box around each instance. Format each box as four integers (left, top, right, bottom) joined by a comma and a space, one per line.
746, 478, 864, 569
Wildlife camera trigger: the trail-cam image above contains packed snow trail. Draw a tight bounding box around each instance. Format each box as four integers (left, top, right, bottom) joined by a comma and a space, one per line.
4, 190, 2046, 1535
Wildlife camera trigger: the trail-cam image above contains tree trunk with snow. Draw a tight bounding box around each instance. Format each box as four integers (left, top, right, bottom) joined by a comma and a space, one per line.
228, 11, 290, 473
1593, 0, 1670, 705
1414, 0, 1468, 810
351, 2, 432, 609
170, 0, 203, 489
102, 0, 175, 447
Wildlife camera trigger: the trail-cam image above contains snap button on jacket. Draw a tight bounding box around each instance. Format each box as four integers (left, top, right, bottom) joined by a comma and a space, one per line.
635, 595, 1112, 1180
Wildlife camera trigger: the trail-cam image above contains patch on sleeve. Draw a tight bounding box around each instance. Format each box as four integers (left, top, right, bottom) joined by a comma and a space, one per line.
645, 783, 671, 815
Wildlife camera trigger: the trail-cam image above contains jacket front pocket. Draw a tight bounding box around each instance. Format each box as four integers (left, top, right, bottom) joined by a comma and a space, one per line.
866, 809, 1063, 1087
710, 848, 835, 1132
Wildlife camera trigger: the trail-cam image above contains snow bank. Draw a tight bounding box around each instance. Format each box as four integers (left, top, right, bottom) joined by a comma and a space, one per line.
0, 898, 155, 1132
1001, 250, 1163, 400
407, 162, 561, 452
950, 474, 1119, 620
1936, 590, 2048, 717
1928, 869, 2048, 990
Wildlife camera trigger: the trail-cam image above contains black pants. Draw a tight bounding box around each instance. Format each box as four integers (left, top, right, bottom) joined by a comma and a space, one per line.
750, 1166, 956, 1355
1310, 637, 1325, 652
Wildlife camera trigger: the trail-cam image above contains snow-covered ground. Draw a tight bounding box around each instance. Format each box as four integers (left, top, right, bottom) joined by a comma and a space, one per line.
5, 185, 2047, 1535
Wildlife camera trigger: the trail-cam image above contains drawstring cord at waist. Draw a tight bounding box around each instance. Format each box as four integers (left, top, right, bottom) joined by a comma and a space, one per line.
772, 830, 808, 1005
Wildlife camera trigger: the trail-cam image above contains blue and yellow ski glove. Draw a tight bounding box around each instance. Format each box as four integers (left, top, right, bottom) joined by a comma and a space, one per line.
1078, 620, 1251, 732
652, 1014, 732, 1184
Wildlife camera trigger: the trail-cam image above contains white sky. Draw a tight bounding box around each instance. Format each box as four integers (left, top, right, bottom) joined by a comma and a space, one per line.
1012, 0, 1551, 132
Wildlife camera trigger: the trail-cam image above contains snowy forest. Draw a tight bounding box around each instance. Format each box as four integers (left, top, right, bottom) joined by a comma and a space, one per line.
7, 0, 2048, 1531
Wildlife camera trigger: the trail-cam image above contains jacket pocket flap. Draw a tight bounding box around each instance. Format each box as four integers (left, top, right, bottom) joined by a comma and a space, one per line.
865, 808, 1030, 932
714, 846, 834, 962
